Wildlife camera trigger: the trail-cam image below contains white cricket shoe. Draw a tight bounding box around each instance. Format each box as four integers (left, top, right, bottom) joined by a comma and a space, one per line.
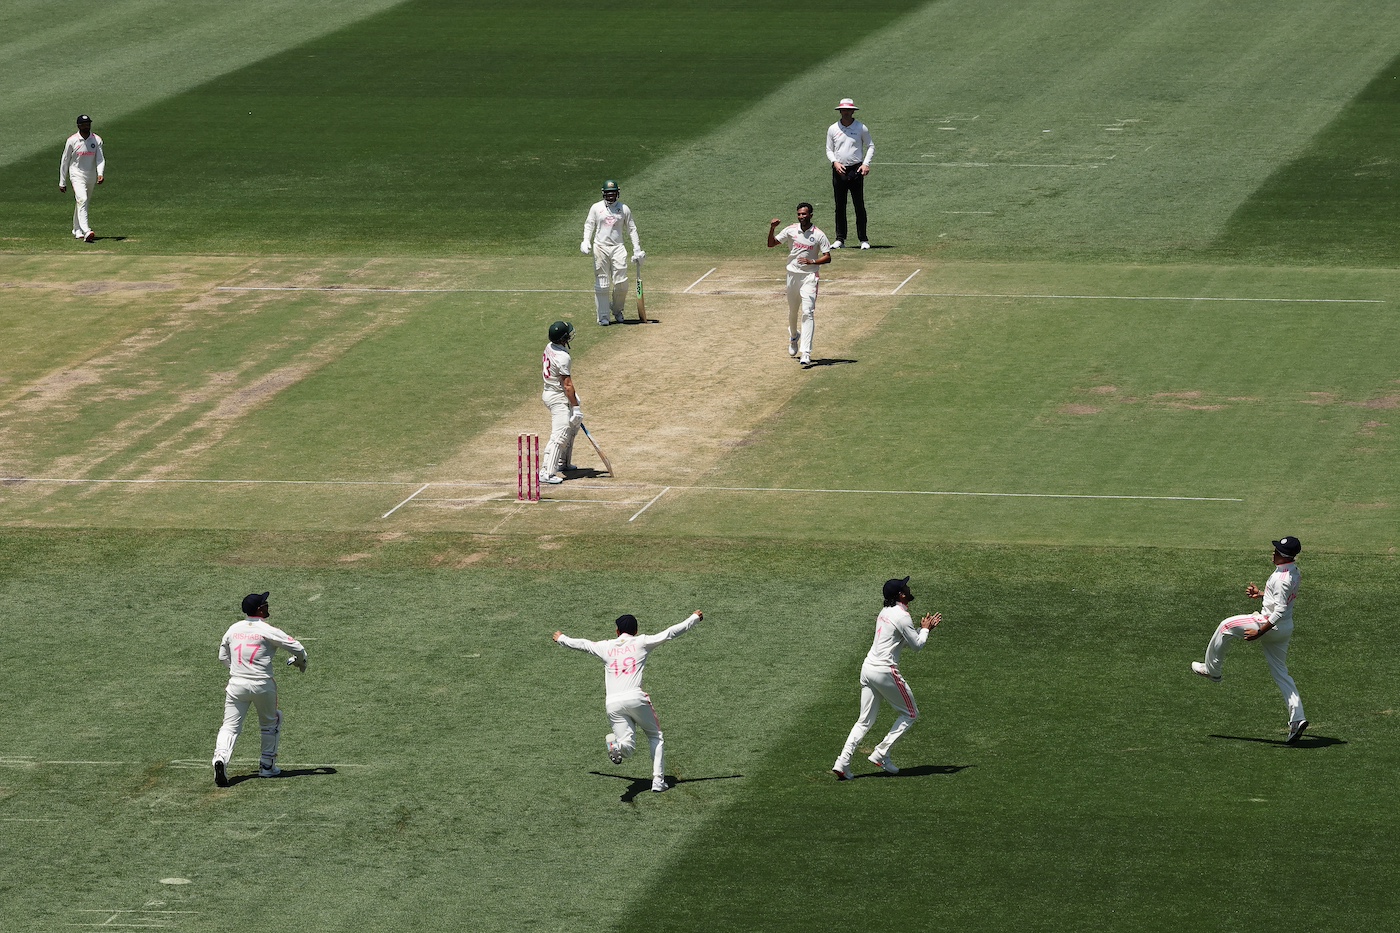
832, 760, 853, 781
259, 762, 282, 778
788, 336, 799, 358
868, 752, 899, 774
859, 241, 871, 250
831, 240, 844, 249
538, 470, 563, 485
651, 777, 669, 793
606, 733, 624, 765
1191, 661, 1221, 683
1286, 719, 1309, 744
800, 354, 811, 366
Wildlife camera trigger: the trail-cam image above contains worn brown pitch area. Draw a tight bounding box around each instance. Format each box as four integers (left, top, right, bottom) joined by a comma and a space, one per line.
425, 262, 905, 495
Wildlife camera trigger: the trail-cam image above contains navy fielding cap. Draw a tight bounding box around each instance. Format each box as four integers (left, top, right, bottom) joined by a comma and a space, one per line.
76, 114, 92, 124
1272, 536, 1302, 559
882, 576, 911, 601
241, 591, 270, 614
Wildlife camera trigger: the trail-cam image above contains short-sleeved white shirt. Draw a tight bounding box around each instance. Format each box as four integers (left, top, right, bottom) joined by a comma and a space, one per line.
542, 342, 571, 392
775, 223, 831, 275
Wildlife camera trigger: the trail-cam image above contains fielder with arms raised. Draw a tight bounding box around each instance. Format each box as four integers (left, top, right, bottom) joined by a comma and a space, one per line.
554, 610, 703, 794
833, 576, 941, 779
212, 592, 308, 786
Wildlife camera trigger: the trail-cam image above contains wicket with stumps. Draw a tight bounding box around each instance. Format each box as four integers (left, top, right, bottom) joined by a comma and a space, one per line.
517, 433, 540, 501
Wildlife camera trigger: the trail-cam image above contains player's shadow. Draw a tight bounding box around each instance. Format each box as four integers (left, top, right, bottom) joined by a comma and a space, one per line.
617, 318, 658, 325
589, 771, 743, 803
801, 357, 858, 369
561, 466, 610, 480
226, 766, 338, 786
1209, 734, 1345, 749
91, 235, 127, 242
850, 763, 972, 780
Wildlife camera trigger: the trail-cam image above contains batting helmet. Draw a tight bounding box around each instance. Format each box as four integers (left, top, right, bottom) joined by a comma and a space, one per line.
601, 179, 620, 198
548, 320, 574, 344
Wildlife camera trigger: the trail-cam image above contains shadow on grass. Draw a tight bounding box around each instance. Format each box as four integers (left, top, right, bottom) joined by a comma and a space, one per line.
560, 466, 611, 481
225, 765, 339, 787
589, 770, 743, 803
801, 357, 858, 370
91, 235, 127, 242
1209, 734, 1345, 749
847, 763, 972, 780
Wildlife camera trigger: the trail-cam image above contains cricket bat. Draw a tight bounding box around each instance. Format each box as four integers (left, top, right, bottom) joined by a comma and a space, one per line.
634, 256, 648, 323
579, 422, 614, 476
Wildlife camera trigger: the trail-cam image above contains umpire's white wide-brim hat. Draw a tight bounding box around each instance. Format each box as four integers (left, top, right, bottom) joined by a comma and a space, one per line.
835, 98, 859, 111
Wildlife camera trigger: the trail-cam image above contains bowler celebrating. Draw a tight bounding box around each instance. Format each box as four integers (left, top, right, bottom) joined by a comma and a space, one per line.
554, 610, 703, 794
767, 203, 830, 366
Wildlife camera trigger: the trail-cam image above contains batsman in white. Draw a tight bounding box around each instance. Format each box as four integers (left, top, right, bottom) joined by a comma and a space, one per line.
1192, 536, 1309, 744
581, 179, 644, 326
212, 592, 308, 786
767, 202, 831, 367
553, 610, 703, 794
58, 114, 105, 242
833, 577, 942, 779
539, 319, 582, 486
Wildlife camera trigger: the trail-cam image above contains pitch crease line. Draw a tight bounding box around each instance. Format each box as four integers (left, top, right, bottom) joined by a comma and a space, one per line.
892, 270, 921, 294
629, 487, 670, 522
685, 485, 1241, 502
902, 292, 1382, 304
683, 268, 717, 292
382, 483, 430, 518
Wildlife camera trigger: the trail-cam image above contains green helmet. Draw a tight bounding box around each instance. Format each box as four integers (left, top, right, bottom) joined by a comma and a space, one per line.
601, 179, 620, 199
548, 320, 574, 344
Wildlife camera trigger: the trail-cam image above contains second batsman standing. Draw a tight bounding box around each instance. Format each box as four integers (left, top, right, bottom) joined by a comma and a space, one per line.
581, 180, 644, 326
767, 203, 831, 367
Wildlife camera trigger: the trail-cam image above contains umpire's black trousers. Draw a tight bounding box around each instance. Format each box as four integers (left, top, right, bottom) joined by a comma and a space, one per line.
831, 162, 868, 244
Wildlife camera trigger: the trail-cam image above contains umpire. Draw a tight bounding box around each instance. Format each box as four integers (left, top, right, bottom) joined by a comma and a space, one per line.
825, 98, 875, 250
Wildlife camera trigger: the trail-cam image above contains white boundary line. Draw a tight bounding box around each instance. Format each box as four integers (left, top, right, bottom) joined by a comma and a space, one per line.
902, 292, 1383, 304
1, 476, 419, 486
628, 487, 671, 522
690, 485, 1241, 502
882, 160, 1107, 168
381, 483, 429, 518
892, 270, 921, 294
683, 268, 717, 292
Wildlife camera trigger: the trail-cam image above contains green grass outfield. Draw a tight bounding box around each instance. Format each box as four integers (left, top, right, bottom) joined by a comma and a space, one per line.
3, 1, 1399, 931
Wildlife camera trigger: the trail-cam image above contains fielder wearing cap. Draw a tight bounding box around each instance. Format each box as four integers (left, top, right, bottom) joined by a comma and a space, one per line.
1191, 537, 1309, 743
581, 180, 645, 325
59, 114, 105, 242
212, 591, 309, 786
825, 97, 874, 249
832, 576, 943, 779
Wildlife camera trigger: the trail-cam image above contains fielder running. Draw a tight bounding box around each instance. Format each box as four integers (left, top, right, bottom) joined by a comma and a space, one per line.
1192, 536, 1309, 743
833, 577, 942, 779
539, 320, 582, 486
554, 610, 703, 794
767, 203, 831, 366
212, 592, 308, 786
581, 180, 644, 326
59, 114, 105, 242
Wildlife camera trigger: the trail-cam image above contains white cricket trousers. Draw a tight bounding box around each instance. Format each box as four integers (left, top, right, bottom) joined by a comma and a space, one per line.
838, 662, 919, 764
786, 271, 817, 357
606, 691, 665, 779
1202, 614, 1305, 725
214, 677, 282, 766
592, 241, 629, 323
540, 387, 578, 476
70, 172, 96, 238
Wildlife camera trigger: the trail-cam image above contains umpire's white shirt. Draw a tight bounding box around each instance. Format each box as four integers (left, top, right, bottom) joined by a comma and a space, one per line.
826, 119, 873, 167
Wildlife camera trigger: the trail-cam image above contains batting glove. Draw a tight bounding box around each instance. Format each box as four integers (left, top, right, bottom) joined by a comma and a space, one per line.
580, 242, 591, 255
570, 407, 584, 424
287, 656, 308, 673
634, 250, 646, 262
